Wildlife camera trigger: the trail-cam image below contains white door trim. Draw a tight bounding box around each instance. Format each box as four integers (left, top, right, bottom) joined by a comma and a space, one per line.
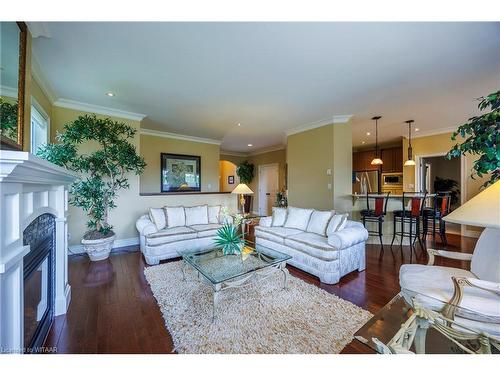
258, 163, 279, 216
414, 152, 472, 237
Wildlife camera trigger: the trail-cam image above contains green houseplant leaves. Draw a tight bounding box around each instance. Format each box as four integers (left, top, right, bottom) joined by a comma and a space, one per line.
37, 114, 146, 238
447, 90, 500, 188
236, 160, 255, 184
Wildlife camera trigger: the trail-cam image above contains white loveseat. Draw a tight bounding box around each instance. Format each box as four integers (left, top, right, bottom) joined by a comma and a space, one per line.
255, 207, 369, 284
136, 204, 231, 265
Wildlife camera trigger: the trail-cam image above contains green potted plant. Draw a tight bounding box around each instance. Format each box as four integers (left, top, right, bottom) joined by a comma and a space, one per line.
236, 160, 254, 213
0, 97, 19, 139
214, 213, 245, 255
447, 90, 499, 187
37, 114, 146, 261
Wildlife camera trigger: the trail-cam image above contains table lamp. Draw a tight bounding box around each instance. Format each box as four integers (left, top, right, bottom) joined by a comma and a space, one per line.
231, 183, 254, 213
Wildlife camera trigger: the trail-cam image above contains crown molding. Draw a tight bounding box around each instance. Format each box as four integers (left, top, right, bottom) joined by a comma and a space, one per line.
249, 144, 285, 156
53, 98, 147, 122
0, 85, 18, 98
285, 115, 353, 136
404, 126, 457, 140
220, 150, 248, 157
31, 54, 57, 103
140, 128, 222, 145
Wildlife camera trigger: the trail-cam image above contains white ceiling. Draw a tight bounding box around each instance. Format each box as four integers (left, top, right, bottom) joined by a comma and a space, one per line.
31, 22, 500, 151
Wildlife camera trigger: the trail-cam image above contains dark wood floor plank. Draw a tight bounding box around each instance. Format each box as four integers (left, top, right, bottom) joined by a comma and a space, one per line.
44, 234, 476, 354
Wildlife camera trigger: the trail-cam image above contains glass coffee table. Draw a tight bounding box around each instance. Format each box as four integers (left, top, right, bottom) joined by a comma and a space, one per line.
178, 243, 292, 321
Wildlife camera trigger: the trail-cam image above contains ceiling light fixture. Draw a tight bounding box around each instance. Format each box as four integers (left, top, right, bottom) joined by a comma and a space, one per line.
404, 120, 416, 166
362, 141, 366, 144
247, 144, 253, 147
237, 123, 241, 127
370, 116, 383, 166
415, 128, 419, 132
106, 92, 115, 97
366, 132, 371, 136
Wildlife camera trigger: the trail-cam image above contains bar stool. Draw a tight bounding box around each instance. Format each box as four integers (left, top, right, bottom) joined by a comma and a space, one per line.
391, 191, 427, 251
360, 192, 390, 248
422, 191, 451, 245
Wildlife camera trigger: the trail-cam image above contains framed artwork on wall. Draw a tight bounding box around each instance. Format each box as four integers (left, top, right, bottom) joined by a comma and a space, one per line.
228, 175, 234, 184
161, 153, 201, 192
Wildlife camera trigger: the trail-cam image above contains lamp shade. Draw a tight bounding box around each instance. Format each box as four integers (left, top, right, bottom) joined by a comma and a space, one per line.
231, 183, 254, 195
443, 180, 500, 229
371, 158, 383, 165
404, 159, 416, 166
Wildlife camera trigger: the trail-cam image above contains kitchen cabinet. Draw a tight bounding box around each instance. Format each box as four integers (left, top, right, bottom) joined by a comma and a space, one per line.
353, 147, 402, 173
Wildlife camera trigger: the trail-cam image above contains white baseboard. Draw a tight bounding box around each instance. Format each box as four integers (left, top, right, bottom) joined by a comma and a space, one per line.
68, 236, 139, 255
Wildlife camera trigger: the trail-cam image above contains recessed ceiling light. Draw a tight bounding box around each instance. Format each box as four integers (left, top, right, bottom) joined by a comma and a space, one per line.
106, 92, 115, 97
237, 123, 241, 127
366, 132, 371, 136
247, 144, 253, 147
362, 141, 366, 144
415, 128, 420, 132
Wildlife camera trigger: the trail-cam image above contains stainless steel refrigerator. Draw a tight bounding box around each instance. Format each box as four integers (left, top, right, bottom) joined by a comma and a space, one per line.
352, 171, 379, 194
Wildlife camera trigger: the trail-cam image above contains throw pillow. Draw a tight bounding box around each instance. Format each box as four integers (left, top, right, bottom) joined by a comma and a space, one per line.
208, 205, 221, 224
271, 207, 287, 227
283, 206, 314, 231
326, 213, 349, 236
306, 210, 334, 236
148, 207, 166, 230
165, 206, 186, 228
185, 205, 209, 226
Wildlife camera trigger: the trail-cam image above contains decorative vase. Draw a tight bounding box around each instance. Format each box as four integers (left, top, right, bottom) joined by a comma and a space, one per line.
82, 234, 115, 261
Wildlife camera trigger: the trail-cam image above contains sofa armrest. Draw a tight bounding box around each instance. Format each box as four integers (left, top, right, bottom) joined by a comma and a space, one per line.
327, 225, 369, 250
259, 216, 273, 227
136, 215, 158, 237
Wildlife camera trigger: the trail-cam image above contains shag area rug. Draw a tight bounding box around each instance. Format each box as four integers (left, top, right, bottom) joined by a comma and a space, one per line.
144, 261, 372, 354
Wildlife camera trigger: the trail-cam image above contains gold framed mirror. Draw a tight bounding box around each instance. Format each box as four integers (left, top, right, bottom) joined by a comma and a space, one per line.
0, 21, 27, 151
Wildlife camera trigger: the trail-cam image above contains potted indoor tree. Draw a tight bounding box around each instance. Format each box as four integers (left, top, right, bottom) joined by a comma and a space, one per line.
236, 160, 255, 213
37, 114, 146, 261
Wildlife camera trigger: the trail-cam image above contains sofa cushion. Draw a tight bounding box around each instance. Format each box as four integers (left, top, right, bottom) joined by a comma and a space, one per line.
208, 205, 221, 224
284, 207, 314, 231
148, 207, 166, 231
146, 226, 197, 246
271, 207, 287, 227
165, 206, 186, 228
185, 205, 209, 226
189, 223, 223, 238
284, 232, 338, 261
255, 226, 303, 244
326, 213, 348, 236
306, 210, 333, 236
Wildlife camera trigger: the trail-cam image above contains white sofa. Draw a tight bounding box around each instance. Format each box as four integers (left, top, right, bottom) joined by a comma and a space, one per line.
136, 204, 230, 265
255, 207, 369, 284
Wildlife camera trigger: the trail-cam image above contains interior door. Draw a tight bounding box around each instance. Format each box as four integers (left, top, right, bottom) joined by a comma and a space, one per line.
259, 164, 279, 216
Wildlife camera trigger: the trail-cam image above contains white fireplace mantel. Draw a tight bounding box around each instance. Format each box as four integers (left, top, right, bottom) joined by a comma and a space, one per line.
0, 151, 76, 353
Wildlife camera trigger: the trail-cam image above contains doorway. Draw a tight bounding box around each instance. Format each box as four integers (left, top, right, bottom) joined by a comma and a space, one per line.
258, 163, 279, 216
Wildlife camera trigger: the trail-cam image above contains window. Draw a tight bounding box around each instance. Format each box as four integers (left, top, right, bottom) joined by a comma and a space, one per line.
30, 101, 49, 154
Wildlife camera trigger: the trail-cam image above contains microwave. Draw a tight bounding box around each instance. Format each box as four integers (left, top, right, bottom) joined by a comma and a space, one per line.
382, 173, 403, 185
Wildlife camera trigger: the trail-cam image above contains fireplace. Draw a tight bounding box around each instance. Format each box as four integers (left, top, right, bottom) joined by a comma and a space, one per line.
23, 214, 55, 352
0, 151, 75, 354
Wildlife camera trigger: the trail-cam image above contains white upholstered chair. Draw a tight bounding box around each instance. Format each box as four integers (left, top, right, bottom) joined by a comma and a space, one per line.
399, 227, 500, 352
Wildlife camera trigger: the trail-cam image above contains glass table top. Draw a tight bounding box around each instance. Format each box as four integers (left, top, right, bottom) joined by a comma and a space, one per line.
354, 290, 500, 354
179, 243, 292, 285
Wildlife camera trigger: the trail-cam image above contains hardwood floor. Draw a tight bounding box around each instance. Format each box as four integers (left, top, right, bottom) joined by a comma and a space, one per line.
44, 234, 477, 354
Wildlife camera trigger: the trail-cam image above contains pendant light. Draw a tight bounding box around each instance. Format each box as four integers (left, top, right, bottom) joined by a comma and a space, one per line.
404, 120, 416, 166
370, 116, 383, 165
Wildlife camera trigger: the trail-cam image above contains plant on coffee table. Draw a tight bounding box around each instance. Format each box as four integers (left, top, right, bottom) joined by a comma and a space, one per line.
215, 213, 245, 255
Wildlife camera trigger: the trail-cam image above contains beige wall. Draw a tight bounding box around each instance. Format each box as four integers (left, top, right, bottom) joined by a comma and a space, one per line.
31, 76, 52, 120
332, 122, 353, 213
219, 160, 239, 192
140, 134, 220, 193
287, 124, 335, 210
